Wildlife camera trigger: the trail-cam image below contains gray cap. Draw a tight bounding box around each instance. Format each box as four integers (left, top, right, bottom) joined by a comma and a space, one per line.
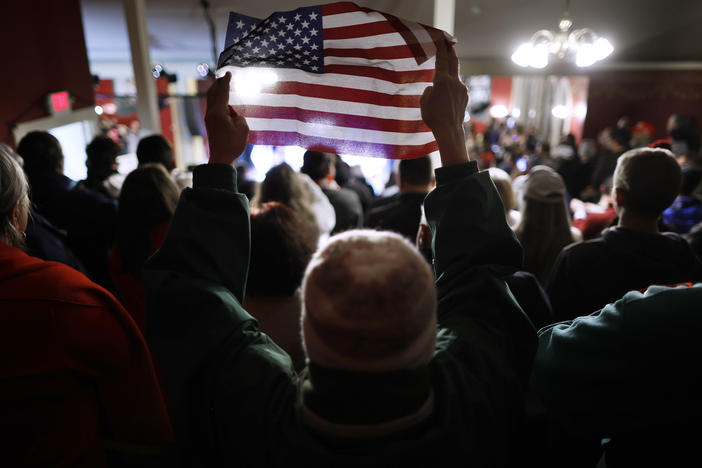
521, 165, 566, 203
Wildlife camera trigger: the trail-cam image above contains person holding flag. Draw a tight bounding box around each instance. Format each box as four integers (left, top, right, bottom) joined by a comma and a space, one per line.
144, 33, 536, 468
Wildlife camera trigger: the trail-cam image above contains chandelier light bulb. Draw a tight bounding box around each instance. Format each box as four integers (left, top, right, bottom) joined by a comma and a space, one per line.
511, 1, 613, 68
551, 105, 571, 119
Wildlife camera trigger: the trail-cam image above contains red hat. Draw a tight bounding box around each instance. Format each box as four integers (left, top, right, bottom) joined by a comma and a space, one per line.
632, 121, 655, 136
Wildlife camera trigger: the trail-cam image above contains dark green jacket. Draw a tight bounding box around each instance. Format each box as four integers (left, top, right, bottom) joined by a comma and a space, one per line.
144, 161, 536, 467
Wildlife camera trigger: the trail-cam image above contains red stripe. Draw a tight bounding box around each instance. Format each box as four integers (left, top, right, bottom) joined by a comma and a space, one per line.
323, 21, 396, 40
234, 105, 431, 134
379, 13, 426, 65
248, 130, 437, 159
325, 44, 416, 60
322, 2, 374, 16
270, 81, 420, 108
324, 64, 434, 84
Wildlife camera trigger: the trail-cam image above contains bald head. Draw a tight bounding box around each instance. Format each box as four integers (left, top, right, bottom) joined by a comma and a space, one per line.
301, 229, 436, 372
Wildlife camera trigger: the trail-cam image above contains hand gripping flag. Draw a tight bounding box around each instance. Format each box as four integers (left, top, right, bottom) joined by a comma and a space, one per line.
217, 2, 455, 159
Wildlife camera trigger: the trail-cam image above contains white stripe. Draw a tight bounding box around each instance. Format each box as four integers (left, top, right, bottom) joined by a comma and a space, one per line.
246, 117, 434, 146
219, 65, 430, 95
322, 11, 385, 28
323, 32, 406, 50
398, 17, 436, 58
229, 92, 424, 121
324, 55, 436, 71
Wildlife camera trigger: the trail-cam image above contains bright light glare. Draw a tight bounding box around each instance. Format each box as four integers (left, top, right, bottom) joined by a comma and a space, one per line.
594, 37, 614, 60
575, 43, 597, 67
489, 104, 509, 119
551, 105, 571, 119
511, 108, 521, 118
94, 105, 104, 115
530, 44, 549, 68
575, 103, 588, 120
233, 69, 278, 97
511, 43, 532, 67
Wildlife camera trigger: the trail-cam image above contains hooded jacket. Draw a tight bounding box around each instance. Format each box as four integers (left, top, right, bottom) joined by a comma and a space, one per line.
548, 226, 702, 322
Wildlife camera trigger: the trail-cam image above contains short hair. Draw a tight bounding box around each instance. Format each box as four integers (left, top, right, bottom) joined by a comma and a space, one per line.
300, 151, 333, 181
16, 131, 64, 177
301, 229, 436, 371
613, 148, 681, 218
399, 155, 432, 187
0, 145, 30, 249
136, 135, 174, 171
608, 126, 632, 149
488, 167, 516, 212
247, 202, 317, 297
86, 136, 121, 181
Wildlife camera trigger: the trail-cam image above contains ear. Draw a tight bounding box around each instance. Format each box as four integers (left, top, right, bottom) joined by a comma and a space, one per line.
9, 201, 28, 233
613, 187, 626, 210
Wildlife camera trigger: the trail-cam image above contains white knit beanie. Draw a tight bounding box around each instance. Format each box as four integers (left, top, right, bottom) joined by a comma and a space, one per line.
301, 229, 437, 372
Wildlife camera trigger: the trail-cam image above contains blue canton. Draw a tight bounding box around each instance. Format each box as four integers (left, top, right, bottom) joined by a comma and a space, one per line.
219, 6, 324, 74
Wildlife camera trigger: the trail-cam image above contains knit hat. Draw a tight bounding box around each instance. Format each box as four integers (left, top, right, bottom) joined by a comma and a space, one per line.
301, 229, 437, 372
521, 165, 566, 203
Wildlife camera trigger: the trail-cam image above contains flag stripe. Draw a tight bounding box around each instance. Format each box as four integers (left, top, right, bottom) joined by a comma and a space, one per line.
268, 82, 421, 107
321, 11, 385, 28
248, 130, 438, 159
219, 65, 428, 95
323, 64, 434, 84
233, 105, 431, 133
230, 93, 424, 121
321, 2, 375, 16
323, 55, 435, 71
323, 21, 397, 40
323, 32, 413, 50
324, 45, 417, 60
245, 117, 433, 145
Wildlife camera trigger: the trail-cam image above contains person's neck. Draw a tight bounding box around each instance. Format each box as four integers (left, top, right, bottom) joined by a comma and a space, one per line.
400, 186, 430, 195
617, 210, 659, 234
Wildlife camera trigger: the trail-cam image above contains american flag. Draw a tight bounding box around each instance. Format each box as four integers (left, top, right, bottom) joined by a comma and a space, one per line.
217, 2, 454, 159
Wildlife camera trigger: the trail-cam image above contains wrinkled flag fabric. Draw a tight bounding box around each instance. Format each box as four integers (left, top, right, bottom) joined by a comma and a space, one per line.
217, 2, 454, 159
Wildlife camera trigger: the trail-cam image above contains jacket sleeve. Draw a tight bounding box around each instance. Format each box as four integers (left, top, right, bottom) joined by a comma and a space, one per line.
424, 160, 537, 383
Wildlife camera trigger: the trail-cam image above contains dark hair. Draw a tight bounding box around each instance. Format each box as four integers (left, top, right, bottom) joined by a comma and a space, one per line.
116, 163, 180, 273
86, 136, 121, 182
300, 151, 332, 181
136, 135, 174, 171
608, 127, 632, 150
525, 135, 537, 153
680, 165, 702, 196
399, 155, 432, 187
670, 115, 701, 153
247, 202, 316, 296
613, 148, 681, 218
16, 131, 64, 177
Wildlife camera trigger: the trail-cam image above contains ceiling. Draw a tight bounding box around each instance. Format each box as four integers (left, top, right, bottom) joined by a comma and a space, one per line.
81, 0, 702, 68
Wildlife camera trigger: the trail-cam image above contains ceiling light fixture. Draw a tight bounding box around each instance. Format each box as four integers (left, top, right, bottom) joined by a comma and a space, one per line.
511, 0, 613, 68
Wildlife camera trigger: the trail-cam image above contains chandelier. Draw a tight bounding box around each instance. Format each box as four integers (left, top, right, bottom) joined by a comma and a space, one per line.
511, 0, 613, 68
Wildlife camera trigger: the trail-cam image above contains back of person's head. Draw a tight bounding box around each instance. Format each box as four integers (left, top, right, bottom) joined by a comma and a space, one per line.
248, 202, 317, 297
300, 151, 333, 181
679, 165, 702, 197
116, 163, 180, 272
578, 138, 597, 162
515, 166, 574, 285
525, 135, 537, 153
608, 126, 632, 150
488, 167, 516, 212
669, 115, 701, 157
86, 136, 121, 181
301, 229, 436, 372
136, 135, 174, 171
0, 145, 30, 249
398, 155, 432, 189
613, 148, 681, 219
16, 131, 64, 178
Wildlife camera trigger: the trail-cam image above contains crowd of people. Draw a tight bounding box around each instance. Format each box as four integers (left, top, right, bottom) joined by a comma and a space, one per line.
2, 40, 702, 467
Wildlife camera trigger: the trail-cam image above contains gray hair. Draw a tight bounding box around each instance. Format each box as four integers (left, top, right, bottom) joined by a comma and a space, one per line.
0, 144, 30, 248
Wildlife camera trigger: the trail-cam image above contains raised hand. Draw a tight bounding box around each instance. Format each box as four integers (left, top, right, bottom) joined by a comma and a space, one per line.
420, 40, 469, 166
205, 72, 250, 165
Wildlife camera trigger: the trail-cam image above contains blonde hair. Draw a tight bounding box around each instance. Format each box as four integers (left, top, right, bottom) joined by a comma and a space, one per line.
0, 144, 30, 249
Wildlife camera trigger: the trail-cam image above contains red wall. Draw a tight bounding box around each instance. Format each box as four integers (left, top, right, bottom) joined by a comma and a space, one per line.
583, 70, 702, 140
0, 0, 94, 145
